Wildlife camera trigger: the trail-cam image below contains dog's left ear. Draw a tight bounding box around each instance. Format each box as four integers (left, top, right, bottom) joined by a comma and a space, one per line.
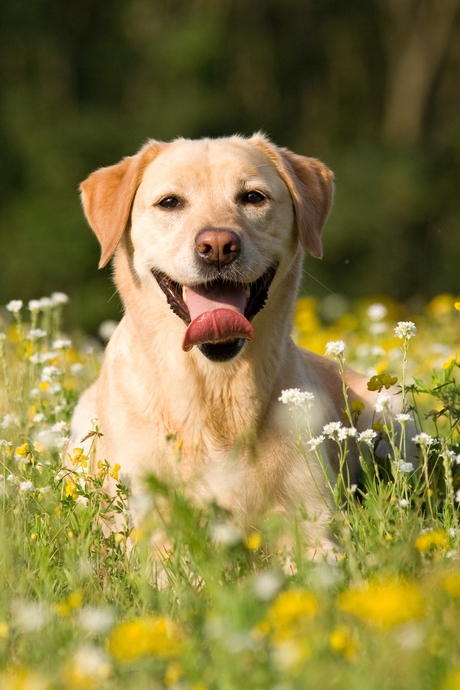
80, 140, 163, 268
250, 134, 334, 259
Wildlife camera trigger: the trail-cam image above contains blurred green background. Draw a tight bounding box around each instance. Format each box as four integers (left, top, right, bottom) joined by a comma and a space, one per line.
1, 0, 459, 333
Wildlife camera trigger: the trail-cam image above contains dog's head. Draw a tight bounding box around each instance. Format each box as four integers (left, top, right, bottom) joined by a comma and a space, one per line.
80, 134, 333, 362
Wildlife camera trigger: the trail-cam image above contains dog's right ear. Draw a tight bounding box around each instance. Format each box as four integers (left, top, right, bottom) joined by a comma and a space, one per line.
80, 140, 163, 268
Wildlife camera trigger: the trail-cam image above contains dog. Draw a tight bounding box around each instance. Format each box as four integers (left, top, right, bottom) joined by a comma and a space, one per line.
71, 133, 402, 560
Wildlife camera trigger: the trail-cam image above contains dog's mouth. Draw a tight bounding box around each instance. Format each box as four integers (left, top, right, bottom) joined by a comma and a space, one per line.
152, 265, 277, 362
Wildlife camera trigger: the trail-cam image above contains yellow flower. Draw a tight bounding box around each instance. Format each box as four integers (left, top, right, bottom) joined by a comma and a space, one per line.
414, 530, 449, 553
338, 580, 425, 628
246, 531, 262, 551
108, 616, 182, 661
329, 625, 358, 662
110, 463, 121, 481
427, 293, 455, 317
14, 443, 29, 458
350, 400, 365, 413
442, 573, 460, 597
65, 478, 78, 500
367, 373, 398, 392
0, 621, 9, 639
164, 663, 182, 687
71, 448, 88, 468
39, 381, 49, 391
267, 589, 318, 633
68, 592, 82, 609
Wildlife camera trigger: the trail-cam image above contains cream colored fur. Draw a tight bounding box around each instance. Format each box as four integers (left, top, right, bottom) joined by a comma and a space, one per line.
71, 134, 402, 559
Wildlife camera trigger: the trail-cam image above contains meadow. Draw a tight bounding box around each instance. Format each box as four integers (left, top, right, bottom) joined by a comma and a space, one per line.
0, 292, 460, 690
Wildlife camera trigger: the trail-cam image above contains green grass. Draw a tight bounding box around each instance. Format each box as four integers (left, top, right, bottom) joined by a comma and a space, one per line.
0, 295, 460, 690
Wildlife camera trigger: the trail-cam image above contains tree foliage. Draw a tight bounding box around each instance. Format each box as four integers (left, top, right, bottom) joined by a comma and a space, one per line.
1, 0, 459, 332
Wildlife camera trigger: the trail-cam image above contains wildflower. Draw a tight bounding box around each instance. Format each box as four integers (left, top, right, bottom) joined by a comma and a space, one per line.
110, 463, 121, 481
350, 399, 365, 415
415, 530, 449, 552
357, 429, 377, 446
5, 300, 23, 313
338, 426, 358, 441
246, 531, 262, 551
33, 413, 46, 424
41, 365, 61, 382
14, 442, 29, 459
29, 353, 46, 365
306, 435, 325, 451
108, 616, 182, 661
79, 607, 116, 634
55, 436, 70, 451
164, 663, 183, 687
399, 499, 410, 507
338, 580, 425, 627
394, 321, 417, 339
323, 421, 343, 439
278, 388, 315, 407
367, 373, 398, 392
272, 638, 310, 672
396, 413, 412, 424
33, 432, 55, 453
71, 363, 84, 375
367, 303, 387, 321
26, 329, 47, 341
11, 601, 50, 632
412, 432, 436, 447
253, 571, 283, 600
329, 625, 357, 661
370, 322, 387, 335
325, 340, 346, 358
442, 573, 460, 597
375, 393, 391, 412
38, 297, 53, 310
28, 299, 42, 312
66, 644, 112, 686
51, 291, 69, 305
65, 478, 79, 500
267, 588, 318, 629
53, 338, 72, 349
98, 320, 118, 341
396, 461, 414, 473
455, 489, 460, 503
51, 421, 67, 433
211, 522, 241, 546
1, 413, 20, 429
19, 481, 35, 492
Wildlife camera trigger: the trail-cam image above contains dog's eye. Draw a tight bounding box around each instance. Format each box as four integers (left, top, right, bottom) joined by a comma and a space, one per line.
158, 196, 180, 209
241, 191, 266, 205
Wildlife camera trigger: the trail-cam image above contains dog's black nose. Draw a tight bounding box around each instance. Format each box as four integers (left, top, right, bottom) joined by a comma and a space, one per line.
195, 228, 241, 268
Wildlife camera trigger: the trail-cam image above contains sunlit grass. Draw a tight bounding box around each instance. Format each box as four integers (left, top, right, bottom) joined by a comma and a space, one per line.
0, 293, 459, 689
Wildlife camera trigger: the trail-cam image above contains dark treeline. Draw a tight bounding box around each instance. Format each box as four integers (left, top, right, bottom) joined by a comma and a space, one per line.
1, 0, 459, 332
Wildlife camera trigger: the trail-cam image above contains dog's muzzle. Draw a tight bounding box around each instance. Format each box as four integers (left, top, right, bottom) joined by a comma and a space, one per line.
151, 265, 277, 362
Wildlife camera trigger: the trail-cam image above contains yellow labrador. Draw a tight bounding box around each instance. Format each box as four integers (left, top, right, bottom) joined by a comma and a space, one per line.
71, 134, 398, 558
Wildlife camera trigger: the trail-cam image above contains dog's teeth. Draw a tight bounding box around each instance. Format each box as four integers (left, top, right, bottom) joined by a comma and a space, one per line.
182, 286, 187, 300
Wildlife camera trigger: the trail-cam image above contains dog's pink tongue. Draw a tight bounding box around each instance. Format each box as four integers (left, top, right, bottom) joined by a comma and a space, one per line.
182, 283, 254, 352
